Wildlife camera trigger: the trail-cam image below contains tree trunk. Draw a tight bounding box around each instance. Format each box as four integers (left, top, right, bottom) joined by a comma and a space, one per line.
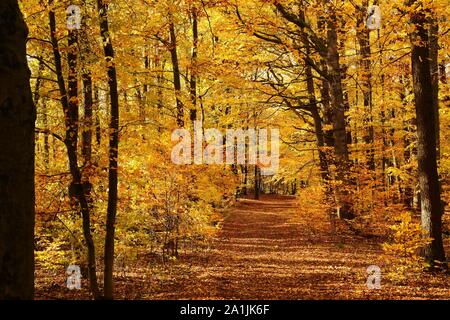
243, 164, 248, 195
326, 7, 354, 219
169, 21, 184, 127
410, 3, 446, 267
254, 166, 260, 200
42, 99, 50, 170
400, 74, 414, 207
94, 86, 101, 146
317, 16, 335, 149
97, 0, 120, 299
357, 1, 375, 170
429, 20, 440, 159
299, 9, 330, 185
0, 0, 36, 299
33, 59, 50, 170
49, 2, 100, 298
319, 67, 335, 148
82, 73, 93, 164
189, 6, 198, 125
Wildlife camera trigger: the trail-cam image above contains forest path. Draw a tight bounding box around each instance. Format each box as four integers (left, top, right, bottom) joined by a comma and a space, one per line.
146, 194, 388, 299
143, 194, 449, 300
35, 194, 449, 299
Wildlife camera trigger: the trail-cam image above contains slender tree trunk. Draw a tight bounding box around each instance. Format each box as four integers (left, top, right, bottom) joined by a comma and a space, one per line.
33, 58, 45, 105
33, 59, 50, 170
42, 99, 50, 169
243, 164, 248, 195
82, 73, 93, 164
429, 20, 440, 159
49, 2, 100, 299
410, 2, 446, 267
357, 1, 375, 170
254, 165, 260, 200
400, 74, 414, 207
97, 0, 120, 299
94, 86, 101, 146
169, 21, 184, 127
190, 6, 198, 124
140, 48, 149, 120
0, 0, 36, 299
317, 17, 335, 149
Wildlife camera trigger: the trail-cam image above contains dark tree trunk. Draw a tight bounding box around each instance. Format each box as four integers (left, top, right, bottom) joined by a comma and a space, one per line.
42, 99, 50, 169
326, 8, 354, 219
140, 50, 149, 119
299, 10, 330, 185
243, 164, 248, 195
317, 17, 335, 149
49, 2, 100, 299
169, 21, 184, 127
154, 47, 164, 114
189, 6, 198, 124
429, 20, 440, 159
0, 0, 36, 299
399, 74, 414, 207
97, 0, 120, 299
273, 1, 352, 217
410, 3, 446, 267
33, 59, 50, 170
357, 1, 375, 170
32, 59, 44, 105
254, 166, 260, 200
82, 73, 93, 164
94, 86, 101, 146
319, 68, 334, 148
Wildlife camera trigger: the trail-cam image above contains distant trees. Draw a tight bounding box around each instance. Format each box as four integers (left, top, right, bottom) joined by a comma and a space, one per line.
235, 0, 448, 264
241, 1, 355, 218
0, 0, 36, 299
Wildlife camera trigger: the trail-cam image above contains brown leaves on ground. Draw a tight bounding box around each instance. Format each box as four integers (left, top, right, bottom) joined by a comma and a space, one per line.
35, 195, 449, 300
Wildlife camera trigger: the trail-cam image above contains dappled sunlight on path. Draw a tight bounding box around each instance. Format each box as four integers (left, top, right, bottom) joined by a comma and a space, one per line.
146, 195, 449, 300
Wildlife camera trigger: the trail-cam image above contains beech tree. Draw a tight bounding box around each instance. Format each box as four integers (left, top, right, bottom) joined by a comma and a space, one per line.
409, 0, 446, 268
97, 0, 121, 299
0, 0, 36, 299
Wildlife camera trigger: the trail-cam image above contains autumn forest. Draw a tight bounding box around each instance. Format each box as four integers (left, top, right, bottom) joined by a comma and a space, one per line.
0, 0, 449, 301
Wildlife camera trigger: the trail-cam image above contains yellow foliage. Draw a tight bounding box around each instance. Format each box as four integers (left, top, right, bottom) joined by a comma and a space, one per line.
382, 212, 432, 282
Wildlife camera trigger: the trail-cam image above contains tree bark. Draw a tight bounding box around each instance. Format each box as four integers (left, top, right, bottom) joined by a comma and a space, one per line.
49, 2, 100, 299
0, 0, 36, 299
189, 6, 198, 124
298, 9, 330, 185
33, 59, 50, 170
326, 6, 354, 219
410, 2, 446, 267
169, 21, 184, 127
97, 0, 120, 299
357, 1, 375, 170
429, 20, 440, 159
254, 165, 260, 200
82, 73, 93, 164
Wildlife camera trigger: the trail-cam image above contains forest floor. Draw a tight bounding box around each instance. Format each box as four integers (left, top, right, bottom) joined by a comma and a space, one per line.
36, 194, 450, 300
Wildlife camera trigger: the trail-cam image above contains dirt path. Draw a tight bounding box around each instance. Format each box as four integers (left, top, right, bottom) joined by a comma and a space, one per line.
36, 194, 449, 299
145, 195, 449, 300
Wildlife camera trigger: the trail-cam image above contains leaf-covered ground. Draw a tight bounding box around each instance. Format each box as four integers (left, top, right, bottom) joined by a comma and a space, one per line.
36, 195, 449, 300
